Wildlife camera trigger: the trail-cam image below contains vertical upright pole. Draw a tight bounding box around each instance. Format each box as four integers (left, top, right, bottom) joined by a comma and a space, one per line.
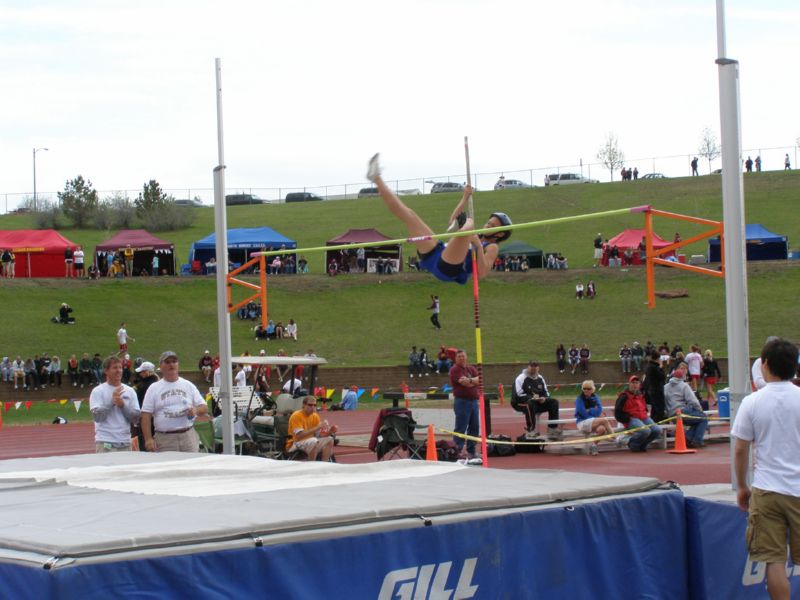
213, 58, 235, 455
715, 0, 750, 489
645, 210, 655, 308
259, 254, 268, 331
464, 136, 488, 467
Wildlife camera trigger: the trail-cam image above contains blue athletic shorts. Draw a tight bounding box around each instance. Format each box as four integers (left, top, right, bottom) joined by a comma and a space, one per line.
418, 242, 471, 285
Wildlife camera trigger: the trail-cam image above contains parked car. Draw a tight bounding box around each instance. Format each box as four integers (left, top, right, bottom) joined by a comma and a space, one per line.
225, 193, 266, 205
174, 198, 205, 207
544, 173, 598, 186
641, 173, 666, 180
357, 187, 379, 198
494, 178, 532, 190
285, 192, 323, 203
431, 182, 464, 194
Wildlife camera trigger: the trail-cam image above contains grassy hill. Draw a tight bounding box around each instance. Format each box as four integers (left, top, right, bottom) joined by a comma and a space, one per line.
1, 171, 798, 367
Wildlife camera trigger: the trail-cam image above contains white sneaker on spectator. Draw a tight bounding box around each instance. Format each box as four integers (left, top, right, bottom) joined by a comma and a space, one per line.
366, 153, 381, 182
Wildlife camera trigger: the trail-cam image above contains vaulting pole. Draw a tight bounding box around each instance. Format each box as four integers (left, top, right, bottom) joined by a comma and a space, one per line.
464, 136, 488, 467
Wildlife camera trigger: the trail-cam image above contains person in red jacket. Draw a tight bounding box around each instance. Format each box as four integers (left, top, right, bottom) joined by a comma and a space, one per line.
614, 375, 662, 452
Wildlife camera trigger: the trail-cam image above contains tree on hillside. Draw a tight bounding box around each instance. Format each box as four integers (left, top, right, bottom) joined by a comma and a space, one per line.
597, 133, 625, 181
57, 175, 99, 228
94, 192, 136, 229
135, 180, 171, 216
135, 179, 194, 231
698, 127, 721, 173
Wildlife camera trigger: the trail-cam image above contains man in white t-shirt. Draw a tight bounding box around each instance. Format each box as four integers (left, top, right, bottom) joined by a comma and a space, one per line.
234, 365, 247, 388
73, 246, 85, 278
89, 355, 140, 452
684, 345, 704, 392
117, 322, 135, 354
752, 336, 780, 391
283, 376, 303, 395
141, 351, 207, 452
732, 338, 800, 599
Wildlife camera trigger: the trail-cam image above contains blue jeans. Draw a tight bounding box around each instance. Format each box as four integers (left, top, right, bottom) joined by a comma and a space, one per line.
627, 417, 661, 451
453, 397, 479, 455
680, 407, 708, 445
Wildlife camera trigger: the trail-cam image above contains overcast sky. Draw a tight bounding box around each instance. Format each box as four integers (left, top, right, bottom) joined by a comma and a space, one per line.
2, 0, 798, 206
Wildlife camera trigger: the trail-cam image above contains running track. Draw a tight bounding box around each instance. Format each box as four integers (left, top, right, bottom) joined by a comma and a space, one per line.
0, 406, 731, 486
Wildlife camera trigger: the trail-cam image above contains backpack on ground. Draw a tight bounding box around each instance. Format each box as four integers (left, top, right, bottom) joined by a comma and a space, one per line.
435, 440, 459, 462
614, 392, 630, 426
487, 434, 516, 457
515, 433, 546, 453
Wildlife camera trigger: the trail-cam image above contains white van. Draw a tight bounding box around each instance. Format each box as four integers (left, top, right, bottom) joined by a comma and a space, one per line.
544, 173, 598, 186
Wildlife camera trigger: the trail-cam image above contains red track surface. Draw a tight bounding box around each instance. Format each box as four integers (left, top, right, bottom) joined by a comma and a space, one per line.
0, 406, 732, 486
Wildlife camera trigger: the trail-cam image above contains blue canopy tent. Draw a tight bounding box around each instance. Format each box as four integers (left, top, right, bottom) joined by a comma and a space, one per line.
189, 227, 297, 267
708, 223, 788, 262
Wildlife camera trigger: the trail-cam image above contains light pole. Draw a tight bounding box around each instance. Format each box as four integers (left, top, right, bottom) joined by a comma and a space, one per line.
33, 147, 49, 211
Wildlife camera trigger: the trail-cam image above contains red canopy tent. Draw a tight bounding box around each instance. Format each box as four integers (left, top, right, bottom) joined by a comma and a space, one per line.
0, 229, 78, 277
605, 228, 674, 266
94, 229, 176, 276
325, 228, 402, 273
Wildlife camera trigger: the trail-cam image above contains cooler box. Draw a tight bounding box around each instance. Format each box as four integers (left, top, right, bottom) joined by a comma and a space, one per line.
717, 388, 730, 419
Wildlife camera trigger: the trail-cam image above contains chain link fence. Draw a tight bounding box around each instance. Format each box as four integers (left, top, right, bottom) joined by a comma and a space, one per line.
3, 145, 796, 214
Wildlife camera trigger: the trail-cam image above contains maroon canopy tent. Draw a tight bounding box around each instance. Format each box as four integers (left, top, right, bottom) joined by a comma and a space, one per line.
324, 228, 402, 273
0, 229, 78, 277
94, 229, 176, 276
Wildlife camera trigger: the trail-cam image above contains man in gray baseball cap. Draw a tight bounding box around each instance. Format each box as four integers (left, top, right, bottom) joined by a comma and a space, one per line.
140, 351, 207, 452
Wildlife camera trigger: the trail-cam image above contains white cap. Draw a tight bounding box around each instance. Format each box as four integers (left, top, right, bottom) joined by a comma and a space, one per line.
135, 361, 155, 373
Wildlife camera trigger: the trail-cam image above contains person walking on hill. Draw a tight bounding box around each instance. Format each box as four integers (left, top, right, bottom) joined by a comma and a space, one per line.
428, 294, 442, 329
117, 322, 135, 354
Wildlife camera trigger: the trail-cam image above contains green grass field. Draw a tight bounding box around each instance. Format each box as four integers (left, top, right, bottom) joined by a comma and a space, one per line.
1, 171, 798, 368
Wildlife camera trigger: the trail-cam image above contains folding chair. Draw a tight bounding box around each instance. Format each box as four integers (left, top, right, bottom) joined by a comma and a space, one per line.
375, 412, 426, 460
194, 420, 217, 453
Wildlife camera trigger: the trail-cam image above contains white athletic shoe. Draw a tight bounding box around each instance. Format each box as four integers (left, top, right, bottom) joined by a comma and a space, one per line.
366, 153, 381, 182
589, 443, 599, 456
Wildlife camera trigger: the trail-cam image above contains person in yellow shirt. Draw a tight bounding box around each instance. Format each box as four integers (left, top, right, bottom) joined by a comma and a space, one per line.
285, 396, 337, 461
123, 244, 135, 276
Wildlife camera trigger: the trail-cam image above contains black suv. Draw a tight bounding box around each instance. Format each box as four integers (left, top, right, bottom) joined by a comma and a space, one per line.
285, 192, 323, 203
225, 193, 266, 205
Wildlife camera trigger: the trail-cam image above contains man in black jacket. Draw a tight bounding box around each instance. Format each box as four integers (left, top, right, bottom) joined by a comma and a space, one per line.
511, 361, 562, 440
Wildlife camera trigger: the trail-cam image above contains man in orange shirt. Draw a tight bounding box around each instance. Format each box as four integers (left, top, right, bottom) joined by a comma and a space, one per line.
286, 396, 337, 461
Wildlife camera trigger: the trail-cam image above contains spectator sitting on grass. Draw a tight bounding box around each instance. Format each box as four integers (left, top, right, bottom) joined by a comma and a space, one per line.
285, 319, 298, 341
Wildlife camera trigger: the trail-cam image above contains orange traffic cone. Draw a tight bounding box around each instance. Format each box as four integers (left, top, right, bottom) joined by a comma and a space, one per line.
426, 424, 438, 461
498, 383, 505, 406
668, 410, 696, 454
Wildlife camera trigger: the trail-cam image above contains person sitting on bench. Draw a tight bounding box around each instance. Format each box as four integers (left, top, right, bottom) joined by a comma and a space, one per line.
511, 360, 562, 440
